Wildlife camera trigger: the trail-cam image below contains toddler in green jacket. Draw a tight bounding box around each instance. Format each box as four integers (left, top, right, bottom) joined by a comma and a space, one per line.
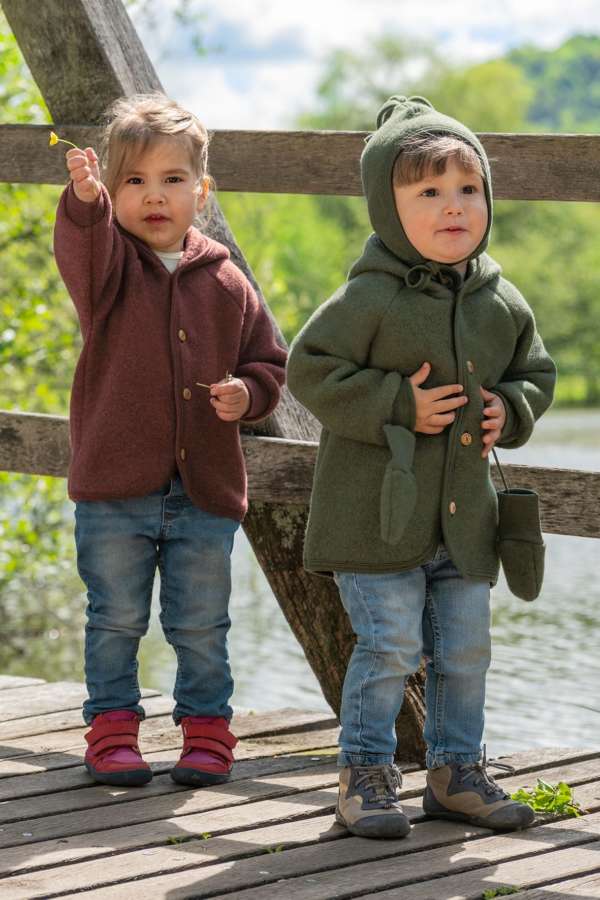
287, 96, 556, 839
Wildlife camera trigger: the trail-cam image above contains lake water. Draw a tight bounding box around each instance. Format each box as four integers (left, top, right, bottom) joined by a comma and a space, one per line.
4, 409, 600, 757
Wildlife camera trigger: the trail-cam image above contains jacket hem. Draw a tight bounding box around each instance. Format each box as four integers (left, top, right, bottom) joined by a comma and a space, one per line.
69, 487, 245, 523
304, 555, 498, 584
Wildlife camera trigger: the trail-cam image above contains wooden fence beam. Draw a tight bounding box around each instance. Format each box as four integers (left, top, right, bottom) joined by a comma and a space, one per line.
1, 410, 599, 540
3, 125, 600, 201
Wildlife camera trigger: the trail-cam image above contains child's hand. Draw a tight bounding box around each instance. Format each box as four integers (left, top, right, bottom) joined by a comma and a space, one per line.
409, 362, 468, 434
210, 377, 250, 421
480, 387, 506, 458
66, 147, 101, 203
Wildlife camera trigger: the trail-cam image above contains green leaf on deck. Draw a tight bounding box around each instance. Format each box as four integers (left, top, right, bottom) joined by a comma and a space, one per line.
511, 779, 581, 816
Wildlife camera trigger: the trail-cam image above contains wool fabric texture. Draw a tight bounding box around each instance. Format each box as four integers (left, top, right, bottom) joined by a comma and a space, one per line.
287, 95, 556, 579
55, 184, 286, 521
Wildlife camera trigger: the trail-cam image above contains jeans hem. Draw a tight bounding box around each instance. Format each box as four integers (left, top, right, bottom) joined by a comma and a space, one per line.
82, 704, 146, 726
426, 750, 482, 769
337, 751, 395, 767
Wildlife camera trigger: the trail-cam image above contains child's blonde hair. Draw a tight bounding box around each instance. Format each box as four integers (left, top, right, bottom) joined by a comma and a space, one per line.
100, 93, 210, 198
393, 132, 484, 187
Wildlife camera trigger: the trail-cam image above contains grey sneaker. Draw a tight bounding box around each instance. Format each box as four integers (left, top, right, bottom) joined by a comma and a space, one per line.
336, 764, 411, 839
423, 757, 535, 831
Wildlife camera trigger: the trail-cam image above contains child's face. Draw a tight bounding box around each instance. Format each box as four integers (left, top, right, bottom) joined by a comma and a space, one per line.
393, 158, 488, 274
113, 138, 207, 252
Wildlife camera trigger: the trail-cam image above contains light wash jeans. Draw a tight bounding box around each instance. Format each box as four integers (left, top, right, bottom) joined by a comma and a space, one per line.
334, 545, 491, 769
75, 476, 239, 725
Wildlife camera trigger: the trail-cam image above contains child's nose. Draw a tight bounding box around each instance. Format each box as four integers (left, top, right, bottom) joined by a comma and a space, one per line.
144, 186, 165, 203
444, 196, 464, 215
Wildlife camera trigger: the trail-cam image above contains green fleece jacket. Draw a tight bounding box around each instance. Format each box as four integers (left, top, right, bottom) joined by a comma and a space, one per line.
286, 96, 556, 580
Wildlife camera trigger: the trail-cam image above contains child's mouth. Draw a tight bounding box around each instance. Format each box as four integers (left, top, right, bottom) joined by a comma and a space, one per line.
145, 215, 168, 223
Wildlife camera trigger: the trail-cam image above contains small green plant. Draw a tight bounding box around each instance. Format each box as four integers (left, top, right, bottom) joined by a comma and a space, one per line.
263, 844, 284, 854
166, 836, 186, 845
511, 779, 581, 817
199, 832, 211, 840
482, 888, 520, 899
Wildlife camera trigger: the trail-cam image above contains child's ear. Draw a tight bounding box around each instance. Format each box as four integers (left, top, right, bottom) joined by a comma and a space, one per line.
196, 176, 210, 211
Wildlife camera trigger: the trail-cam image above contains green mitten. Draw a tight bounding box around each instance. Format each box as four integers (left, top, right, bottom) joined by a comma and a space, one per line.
380, 424, 417, 544
497, 489, 545, 601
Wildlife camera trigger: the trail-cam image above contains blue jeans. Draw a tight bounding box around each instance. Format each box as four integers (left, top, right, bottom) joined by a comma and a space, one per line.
334, 545, 491, 769
75, 476, 239, 725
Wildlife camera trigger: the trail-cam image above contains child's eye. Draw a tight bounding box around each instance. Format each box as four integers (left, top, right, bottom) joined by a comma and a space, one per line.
421, 188, 438, 197
166, 176, 184, 183
126, 177, 143, 185
462, 184, 478, 194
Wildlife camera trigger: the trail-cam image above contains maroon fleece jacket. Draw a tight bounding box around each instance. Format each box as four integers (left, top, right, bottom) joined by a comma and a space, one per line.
54, 184, 286, 521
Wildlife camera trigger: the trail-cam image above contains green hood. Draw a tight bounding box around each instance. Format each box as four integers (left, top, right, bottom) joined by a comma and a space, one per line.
360, 95, 493, 267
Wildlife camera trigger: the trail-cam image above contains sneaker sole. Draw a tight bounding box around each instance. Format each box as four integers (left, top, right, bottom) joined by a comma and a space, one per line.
335, 809, 411, 839
170, 767, 231, 787
423, 808, 535, 831
85, 761, 152, 787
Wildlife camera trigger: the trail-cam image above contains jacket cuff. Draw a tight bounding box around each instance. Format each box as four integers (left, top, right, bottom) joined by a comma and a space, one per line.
391, 376, 416, 431
240, 376, 272, 423
64, 182, 107, 227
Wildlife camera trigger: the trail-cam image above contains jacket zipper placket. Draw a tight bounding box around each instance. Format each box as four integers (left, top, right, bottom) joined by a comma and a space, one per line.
441, 280, 467, 552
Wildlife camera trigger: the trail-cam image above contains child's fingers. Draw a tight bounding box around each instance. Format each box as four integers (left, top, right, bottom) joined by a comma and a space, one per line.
481, 417, 501, 429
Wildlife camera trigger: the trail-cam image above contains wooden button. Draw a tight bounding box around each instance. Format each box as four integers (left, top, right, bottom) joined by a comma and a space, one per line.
183, 388, 192, 400
180, 448, 186, 461
460, 432, 473, 446
178, 329, 187, 342
449, 501, 457, 515
466, 360, 474, 374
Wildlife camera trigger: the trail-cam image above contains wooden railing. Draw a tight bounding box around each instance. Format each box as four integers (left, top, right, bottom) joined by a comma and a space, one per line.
1, 125, 600, 542
2, 125, 600, 200
1, 410, 599, 539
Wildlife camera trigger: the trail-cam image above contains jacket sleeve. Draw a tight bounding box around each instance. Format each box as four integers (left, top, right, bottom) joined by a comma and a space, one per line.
236, 281, 287, 424
53, 183, 125, 337
286, 283, 416, 446
492, 289, 557, 449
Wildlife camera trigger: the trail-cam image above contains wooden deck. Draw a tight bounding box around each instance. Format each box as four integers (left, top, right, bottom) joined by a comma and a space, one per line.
1, 676, 600, 899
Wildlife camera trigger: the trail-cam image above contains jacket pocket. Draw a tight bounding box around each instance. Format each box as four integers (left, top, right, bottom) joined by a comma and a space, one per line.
380, 424, 417, 544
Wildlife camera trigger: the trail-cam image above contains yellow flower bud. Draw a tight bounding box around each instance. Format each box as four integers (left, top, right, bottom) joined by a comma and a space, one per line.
49, 131, 78, 149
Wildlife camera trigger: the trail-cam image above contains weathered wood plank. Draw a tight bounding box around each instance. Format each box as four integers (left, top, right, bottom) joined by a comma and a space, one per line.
0, 753, 595, 870
0, 729, 339, 824
3, 125, 600, 202
46, 804, 600, 900
4, 772, 600, 896
514, 872, 600, 897
0, 676, 45, 690
356, 847, 600, 900
0, 761, 339, 850
1, 410, 598, 538
0, 682, 158, 723
0, 712, 337, 777
0, 817, 481, 899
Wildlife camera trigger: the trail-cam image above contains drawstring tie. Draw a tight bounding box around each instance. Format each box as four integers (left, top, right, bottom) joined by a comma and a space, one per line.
405, 261, 456, 291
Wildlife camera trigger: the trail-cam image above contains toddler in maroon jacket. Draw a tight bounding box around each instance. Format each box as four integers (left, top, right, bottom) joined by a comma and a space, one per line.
54, 93, 286, 787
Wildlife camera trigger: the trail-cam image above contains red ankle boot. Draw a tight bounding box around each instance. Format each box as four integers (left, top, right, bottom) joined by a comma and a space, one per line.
84, 710, 152, 786
171, 716, 237, 786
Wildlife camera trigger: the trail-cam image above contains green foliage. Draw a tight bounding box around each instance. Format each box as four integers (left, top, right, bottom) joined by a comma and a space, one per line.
482, 888, 520, 899
510, 35, 600, 132
511, 779, 581, 816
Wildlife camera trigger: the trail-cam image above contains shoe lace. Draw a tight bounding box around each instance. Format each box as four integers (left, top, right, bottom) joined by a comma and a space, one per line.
457, 745, 515, 799
354, 764, 402, 808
